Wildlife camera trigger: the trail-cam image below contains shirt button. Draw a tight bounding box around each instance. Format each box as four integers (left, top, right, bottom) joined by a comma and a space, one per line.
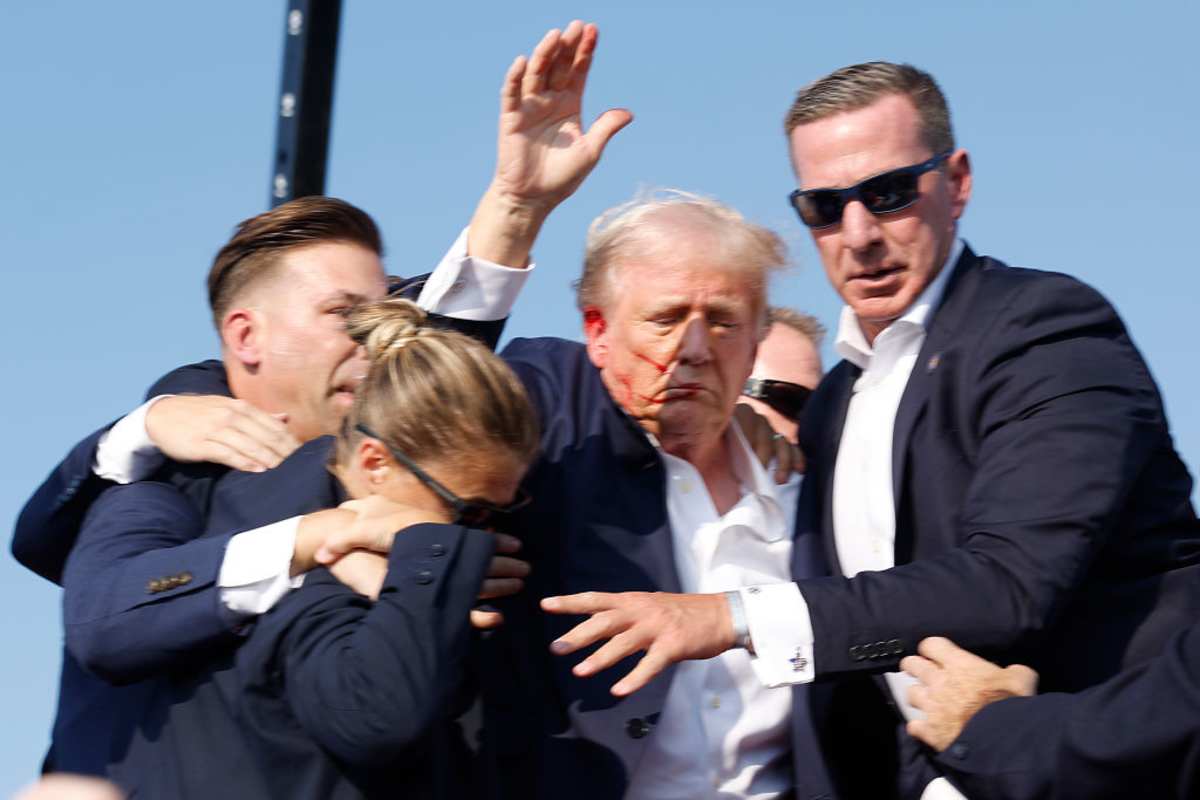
680, 479, 694, 493
709, 695, 721, 709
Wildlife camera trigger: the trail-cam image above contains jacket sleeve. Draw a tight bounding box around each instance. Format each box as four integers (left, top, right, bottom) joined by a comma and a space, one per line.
268, 523, 494, 767
935, 623, 1200, 800
62, 481, 238, 683
12, 424, 117, 584
801, 275, 1180, 677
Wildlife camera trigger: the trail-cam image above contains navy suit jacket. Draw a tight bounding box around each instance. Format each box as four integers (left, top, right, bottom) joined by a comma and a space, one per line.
14, 306, 503, 774
935, 621, 1200, 799
796, 247, 1200, 791
73, 439, 495, 799
487, 337, 842, 800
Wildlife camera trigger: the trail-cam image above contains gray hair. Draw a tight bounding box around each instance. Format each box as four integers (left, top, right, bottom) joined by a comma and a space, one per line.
784, 62, 954, 155
574, 189, 788, 329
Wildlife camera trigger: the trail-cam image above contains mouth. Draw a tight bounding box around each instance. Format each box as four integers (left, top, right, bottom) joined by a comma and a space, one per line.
661, 383, 706, 400
851, 265, 905, 292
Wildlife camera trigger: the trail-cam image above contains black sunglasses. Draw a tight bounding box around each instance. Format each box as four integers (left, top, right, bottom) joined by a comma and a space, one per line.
742, 378, 812, 421
355, 424, 531, 527
788, 150, 952, 229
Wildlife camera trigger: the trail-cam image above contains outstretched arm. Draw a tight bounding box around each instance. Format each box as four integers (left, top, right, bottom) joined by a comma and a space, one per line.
468, 20, 632, 267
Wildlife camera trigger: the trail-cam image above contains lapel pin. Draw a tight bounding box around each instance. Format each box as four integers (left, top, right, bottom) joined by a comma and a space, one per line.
927, 353, 941, 372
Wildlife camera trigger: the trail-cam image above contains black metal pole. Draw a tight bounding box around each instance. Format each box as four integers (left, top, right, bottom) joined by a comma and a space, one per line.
269, 0, 343, 206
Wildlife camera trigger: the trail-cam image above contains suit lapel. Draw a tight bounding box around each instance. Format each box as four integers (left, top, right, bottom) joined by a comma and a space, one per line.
891, 246, 984, 507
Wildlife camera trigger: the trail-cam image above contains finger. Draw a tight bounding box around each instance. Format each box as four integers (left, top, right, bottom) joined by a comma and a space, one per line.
1006, 664, 1040, 694
492, 532, 522, 554
917, 636, 967, 666
541, 591, 618, 615
470, 609, 505, 630
523, 28, 561, 95
566, 22, 598, 92
611, 649, 672, 697
582, 108, 633, 155
548, 610, 626, 655
734, 404, 774, 466
208, 426, 285, 471
500, 55, 526, 115
899, 654, 940, 686
574, 629, 645, 677
486, 556, 531, 579
232, 407, 301, 462
201, 439, 268, 473
547, 20, 583, 92
906, 683, 932, 712
773, 438, 795, 484
478, 577, 524, 600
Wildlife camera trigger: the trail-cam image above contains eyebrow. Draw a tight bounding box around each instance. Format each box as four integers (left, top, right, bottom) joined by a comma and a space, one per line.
320, 290, 370, 306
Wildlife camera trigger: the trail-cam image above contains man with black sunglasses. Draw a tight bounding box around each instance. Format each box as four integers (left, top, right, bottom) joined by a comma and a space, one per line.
739, 306, 825, 445
543, 61, 1200, 799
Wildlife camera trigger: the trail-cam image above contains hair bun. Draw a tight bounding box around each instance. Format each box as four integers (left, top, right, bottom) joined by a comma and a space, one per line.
344, 298, 429, 359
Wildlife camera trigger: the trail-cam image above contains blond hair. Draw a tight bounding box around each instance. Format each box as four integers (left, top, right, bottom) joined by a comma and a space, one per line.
574, 189, 788, 333
784, 62, 954, 155
767, 306, 826, 348
336, 298, 538, 469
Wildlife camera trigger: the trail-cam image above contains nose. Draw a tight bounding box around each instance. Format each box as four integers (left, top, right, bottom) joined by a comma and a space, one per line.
675, 315, 713, 365
839, 199, 884, 254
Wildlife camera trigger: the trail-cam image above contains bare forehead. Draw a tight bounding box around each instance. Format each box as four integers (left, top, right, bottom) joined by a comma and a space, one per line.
790, 94, 929, 188
275, 241, 387, 297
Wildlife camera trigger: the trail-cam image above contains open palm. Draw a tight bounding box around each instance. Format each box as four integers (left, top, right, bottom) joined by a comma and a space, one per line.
492, 22, 631, 210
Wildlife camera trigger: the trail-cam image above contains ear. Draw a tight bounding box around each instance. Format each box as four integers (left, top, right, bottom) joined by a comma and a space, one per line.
947, 148, 972, 220
582, 306, 610, 369
221, 307, 265, 369
356, 438, 393, 485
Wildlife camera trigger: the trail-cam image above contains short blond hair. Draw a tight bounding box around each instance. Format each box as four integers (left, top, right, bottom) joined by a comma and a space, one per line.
577, 190, 788, 322
337, 298, 538, 469
784, 62, 954, 155
767, 306, 826, 348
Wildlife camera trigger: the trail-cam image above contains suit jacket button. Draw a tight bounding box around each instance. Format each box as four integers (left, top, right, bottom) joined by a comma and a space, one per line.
429, 544, 446, 558
414, 569, 435, 585
888, 638, 903, 655
146, 580, 162, 593
849, 645, 864, 661
948, 742, 970, 760
626, 717, 650, 739
178, 572, 193, 584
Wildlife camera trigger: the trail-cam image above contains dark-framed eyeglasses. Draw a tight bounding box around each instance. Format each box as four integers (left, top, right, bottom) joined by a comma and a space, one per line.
742, 378, 812, 421
788, 150, 953, 229
355, 424, 531, 527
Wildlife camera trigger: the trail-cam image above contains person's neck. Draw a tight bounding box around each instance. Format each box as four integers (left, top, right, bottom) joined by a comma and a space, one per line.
661, 427, 742, 515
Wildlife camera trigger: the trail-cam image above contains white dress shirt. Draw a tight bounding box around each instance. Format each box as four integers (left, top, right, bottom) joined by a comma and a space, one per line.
739, 240, 966, 800
92, 227, 532, 616
626, 423, 797, 800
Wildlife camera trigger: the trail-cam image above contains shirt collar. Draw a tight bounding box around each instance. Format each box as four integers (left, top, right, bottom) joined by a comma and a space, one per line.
834, 237, 963, 370
653, 421, 788, 539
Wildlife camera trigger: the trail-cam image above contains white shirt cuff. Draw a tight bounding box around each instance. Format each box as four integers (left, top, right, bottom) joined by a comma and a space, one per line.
741, 581, 816, 686
414, 227, 533, 321
93, 396, 171, 484
218, 516, 306, 616
921, 778, 968, 800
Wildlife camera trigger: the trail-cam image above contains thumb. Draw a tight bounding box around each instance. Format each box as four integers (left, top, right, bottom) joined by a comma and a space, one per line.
584, 108, 633, 154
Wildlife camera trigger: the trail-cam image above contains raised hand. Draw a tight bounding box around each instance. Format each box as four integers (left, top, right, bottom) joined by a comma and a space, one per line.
469, 21, 633, 266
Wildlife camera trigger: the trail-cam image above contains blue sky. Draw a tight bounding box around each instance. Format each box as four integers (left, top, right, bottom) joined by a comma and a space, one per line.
2, 0, 1198, 790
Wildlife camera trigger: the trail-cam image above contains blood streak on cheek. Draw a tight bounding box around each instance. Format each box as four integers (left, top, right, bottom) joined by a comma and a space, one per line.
634, 351, 668, 373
